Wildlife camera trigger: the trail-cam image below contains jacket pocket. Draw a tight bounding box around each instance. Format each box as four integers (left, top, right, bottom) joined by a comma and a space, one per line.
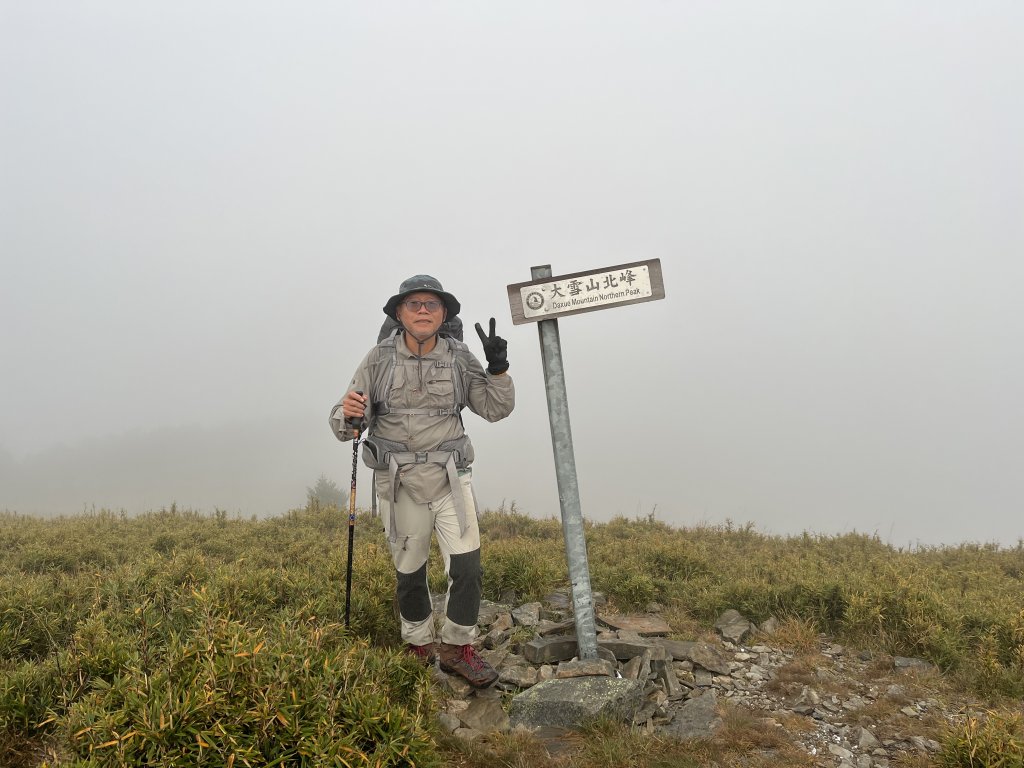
425, 365, 455, 400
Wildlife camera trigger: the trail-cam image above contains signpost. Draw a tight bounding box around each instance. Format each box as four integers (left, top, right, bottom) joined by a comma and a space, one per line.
507, 259, 665, 659
508, 259, 665, 325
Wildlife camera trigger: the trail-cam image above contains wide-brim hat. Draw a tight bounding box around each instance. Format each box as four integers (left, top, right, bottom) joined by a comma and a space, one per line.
383, 274, 461, 318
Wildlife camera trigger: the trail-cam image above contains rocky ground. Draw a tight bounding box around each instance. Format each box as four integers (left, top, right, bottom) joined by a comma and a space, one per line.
426, 592, 987, 767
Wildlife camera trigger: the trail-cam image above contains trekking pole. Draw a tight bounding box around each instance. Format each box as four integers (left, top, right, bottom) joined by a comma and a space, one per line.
344, 390, 363, 629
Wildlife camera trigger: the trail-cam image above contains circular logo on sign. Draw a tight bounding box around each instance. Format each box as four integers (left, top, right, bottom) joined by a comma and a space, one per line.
525, 291, 544, 310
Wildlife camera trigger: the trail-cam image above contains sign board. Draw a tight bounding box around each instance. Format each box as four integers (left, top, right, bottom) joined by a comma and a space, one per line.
507, 258, 665, 325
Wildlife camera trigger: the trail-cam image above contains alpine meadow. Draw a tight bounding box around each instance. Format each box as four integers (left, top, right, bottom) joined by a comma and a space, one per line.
1, 502, 1022, 767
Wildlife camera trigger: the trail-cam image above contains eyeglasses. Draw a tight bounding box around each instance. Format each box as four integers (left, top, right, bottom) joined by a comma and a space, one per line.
403, 299, 444, 312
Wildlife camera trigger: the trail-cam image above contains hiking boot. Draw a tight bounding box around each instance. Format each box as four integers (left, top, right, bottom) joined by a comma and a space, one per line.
406, 643, 436, 665
438, 643, 498, 688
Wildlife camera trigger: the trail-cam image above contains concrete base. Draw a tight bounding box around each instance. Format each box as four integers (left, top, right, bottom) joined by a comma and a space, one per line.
509, 677, 645, 730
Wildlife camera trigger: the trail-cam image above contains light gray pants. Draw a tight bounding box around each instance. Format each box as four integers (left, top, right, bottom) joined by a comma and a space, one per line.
384, 471, 482, 647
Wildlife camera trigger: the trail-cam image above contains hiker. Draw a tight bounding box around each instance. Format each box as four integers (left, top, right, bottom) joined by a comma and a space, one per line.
329, 275, 515, 687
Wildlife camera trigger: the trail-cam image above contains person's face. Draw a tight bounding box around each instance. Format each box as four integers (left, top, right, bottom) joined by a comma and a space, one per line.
397, 291, 446, 339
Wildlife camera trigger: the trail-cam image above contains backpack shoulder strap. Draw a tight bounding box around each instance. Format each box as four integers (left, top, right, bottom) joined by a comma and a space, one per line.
367, 334, 400, 421
444, 338, 475, 412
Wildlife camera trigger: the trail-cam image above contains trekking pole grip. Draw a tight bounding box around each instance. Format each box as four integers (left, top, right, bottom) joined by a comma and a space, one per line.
346, 390, 364, 433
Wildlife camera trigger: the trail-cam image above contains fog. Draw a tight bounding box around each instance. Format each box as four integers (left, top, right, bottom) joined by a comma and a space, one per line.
2, 2, 1022, 546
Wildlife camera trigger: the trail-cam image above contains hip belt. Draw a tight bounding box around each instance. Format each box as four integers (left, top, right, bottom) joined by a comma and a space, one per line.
362, 435, 471, 542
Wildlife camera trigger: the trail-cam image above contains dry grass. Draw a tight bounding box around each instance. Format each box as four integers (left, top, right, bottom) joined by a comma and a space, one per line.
891, 754, 935, 768
709, 705, 816, 761
764, 616, 820, 654
438, 729, 579, 768
691, 717, 818, 768
763, 653, 843, 699
658, 602, 704, 639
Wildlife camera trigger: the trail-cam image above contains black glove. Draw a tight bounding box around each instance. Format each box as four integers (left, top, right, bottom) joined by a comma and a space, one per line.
475, 317, 509, 375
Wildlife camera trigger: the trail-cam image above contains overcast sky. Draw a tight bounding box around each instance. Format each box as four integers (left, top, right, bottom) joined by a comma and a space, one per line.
2, 2, 1022, 547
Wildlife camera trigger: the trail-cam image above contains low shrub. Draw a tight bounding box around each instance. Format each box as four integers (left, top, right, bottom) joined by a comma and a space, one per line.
942, 710, 1024, 767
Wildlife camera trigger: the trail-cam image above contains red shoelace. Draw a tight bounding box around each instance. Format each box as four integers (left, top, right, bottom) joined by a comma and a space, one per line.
459, 645, 487, 670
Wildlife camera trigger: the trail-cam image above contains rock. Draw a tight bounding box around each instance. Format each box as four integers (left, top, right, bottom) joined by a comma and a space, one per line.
692, 644, 734, 675
543, 592, 571, 612
425, 595, 971, 766
884, 684, 909, 702
445, 699, 470, 714
911, 736, 942, 753
477, 599, 511, 625
509, 678, 645, 730
660, 691, 722, 740
714, 609, 755, 644
657, 639, 697, 661
523, 636, 580, 664
484, 627, 512, 649
481, 648, 509, 669
758, 616, 779, 635
633, 698, 660, 725
829, 743, 854, 759
622, 649, 652, 680
500, 665, 539, 688
858, 726, 880, 750
491, 612, 514, 632
820, 698, 841, 713
537, 618, 576, 637
531, 726, 582, 757
893, 656, 936, 674
616, 629, 645, 643
799, 686, 821, 707
598, 614, 672, 636
523, 635, 653, 664
693, 670, 715, 687
676, 668, 695, 687
555, 659, 616, 678
460, 697, 510, 733
437, 712, 461, 733
512, 602, 542, 627
652, 657, 685, 700
598, 639, 657, 661
438, 672, 473, 698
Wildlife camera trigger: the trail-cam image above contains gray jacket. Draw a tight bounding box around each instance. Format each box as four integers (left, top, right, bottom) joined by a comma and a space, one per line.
329, 333, 515, 505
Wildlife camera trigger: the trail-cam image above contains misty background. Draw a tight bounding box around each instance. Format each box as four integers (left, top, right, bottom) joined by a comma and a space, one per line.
2, 2, 1021, 547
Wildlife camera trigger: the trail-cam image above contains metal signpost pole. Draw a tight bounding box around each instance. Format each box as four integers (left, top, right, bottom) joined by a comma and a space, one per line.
532, 264, 599, 660
509, 259, 663, 661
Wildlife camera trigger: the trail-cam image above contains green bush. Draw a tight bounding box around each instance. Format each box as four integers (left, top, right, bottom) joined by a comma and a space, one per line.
62, 622, 439, 767
481, 538, 563, 603
942, 710, 1024, 768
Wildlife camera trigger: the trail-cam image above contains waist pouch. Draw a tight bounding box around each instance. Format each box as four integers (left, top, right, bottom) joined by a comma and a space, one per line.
362, 434, 474, 541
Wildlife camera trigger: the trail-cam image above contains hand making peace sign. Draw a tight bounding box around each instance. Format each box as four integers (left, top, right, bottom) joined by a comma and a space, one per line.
474, 317, 509, 375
